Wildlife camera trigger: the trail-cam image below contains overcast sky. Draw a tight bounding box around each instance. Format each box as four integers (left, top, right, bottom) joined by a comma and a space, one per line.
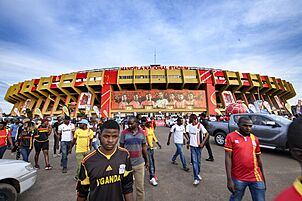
0, 0, 301, 113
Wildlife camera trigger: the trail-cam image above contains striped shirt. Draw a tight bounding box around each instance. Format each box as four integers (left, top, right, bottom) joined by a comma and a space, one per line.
120, 128, 146, 166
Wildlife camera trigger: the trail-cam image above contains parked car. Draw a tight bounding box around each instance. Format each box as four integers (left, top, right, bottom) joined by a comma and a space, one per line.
165, 115, 178, 127
208, 113, 292, 150
0, 159, 37, 201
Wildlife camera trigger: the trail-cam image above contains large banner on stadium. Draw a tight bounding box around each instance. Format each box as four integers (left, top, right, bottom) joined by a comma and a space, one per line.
111, 90, 206, 111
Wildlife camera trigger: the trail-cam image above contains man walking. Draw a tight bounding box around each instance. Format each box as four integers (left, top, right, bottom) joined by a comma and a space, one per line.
0, 121, 12, 159
76, 120, 133, 201
225, 117, 266, 201
186, 114, 209, 186
58, 116, 75, 173
200, 113, 214, 161
145, 119, 161, 186
73, 119, 93, 179
167, 117, 189, 172
52, 116, 63, 157
120, 116, 148, 201
34, 118, 52, 170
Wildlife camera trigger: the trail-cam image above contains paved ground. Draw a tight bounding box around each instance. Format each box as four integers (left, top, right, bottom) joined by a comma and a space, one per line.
4, 127, 299, 201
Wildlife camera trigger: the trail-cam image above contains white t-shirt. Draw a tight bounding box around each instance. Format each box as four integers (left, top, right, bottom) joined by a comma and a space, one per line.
170, 124, 185, 144
58, 123, 75, 142
186, 123, 207, 147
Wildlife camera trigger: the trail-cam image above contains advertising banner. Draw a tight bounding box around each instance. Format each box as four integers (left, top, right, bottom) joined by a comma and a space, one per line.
221, 91, 235, 107
111, 90, 206, 111
77, 93, 92, 109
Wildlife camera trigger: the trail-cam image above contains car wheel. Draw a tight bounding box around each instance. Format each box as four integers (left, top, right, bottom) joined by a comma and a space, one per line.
0, 183, 17, 201
214, 132, 226, 146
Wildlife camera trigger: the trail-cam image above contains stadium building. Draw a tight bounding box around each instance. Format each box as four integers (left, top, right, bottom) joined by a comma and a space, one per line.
4, 65, 296, 117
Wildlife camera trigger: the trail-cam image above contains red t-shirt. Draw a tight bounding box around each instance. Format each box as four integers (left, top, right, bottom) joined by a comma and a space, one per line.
224, 131, 263, 182
274, 177, 302, 201
0, 129, 11, 147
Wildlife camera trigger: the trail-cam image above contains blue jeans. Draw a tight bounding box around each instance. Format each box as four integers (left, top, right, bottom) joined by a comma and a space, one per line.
172, 143, 187, 168
61, 141, 72, 169
0, 146, 7, 159
230, 178, 266, 201
148, 148, 155, 180
20, 147, 31, 162
190, 146, 201, 180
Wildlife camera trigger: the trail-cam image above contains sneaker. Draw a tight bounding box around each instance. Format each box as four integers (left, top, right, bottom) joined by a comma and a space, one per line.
171, 161, 178, 165
206, 158, 214, 162
34, 164, 40, 170
150, 177, 158, 186
193, 180, 200, 185
62, 168, 67, 173
45, 165, 52, 170
198, 175, 202, 181
183, 167, 190, 172
57, 153, 62, 157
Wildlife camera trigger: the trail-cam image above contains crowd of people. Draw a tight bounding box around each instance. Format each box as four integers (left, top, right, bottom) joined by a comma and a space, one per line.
0, 113, 301, 201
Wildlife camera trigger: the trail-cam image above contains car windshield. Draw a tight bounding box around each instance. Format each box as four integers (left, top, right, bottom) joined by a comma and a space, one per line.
271, 115, 292, 124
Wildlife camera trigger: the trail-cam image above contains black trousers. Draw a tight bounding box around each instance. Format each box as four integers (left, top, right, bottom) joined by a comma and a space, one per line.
205, 139, 214, 159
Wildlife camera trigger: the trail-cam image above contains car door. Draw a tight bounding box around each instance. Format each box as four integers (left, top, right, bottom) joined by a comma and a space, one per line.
250, 115, 281, 146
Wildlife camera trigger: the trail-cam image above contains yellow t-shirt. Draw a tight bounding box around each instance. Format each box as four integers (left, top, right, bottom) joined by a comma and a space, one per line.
145, 127, 158, 148
74, 128, 93, 153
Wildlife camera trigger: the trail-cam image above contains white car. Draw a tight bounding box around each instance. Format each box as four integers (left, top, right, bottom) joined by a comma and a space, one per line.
0, 159, 37, 201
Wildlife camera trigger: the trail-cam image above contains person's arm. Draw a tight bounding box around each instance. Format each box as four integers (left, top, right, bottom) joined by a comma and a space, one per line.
255, 137, 266, 186
199, 132, 209, 148
72, 130, 77, 149
76, 163, 90, 201
167, 131, 172, 146
7, 130, 13, 147
120, 131, 125, 148
257, 155, 265, 183
122, 154, 134, 201
142, 143, 149, 169
225, 151, 235, 193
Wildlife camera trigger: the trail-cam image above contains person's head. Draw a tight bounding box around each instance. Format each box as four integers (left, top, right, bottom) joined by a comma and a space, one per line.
200, 113, 206, 119
57, 116, 63, 123
121, 94, 127, 102
99, 120, 120, 151
287, 117, 302, 166
64, 116, 70, 125
190, 114, 198, 124
177, 117, 183, 125
41, 118, 48, 126
127, 116, 138, 131
188, 93, 194, 101
79, 119, 89, 129
136, 114, 142, 120
146, 93, 152, 101
178, 94, 184, 101
158, 92, 164, 99
145, 120, 151, 128
133, 94, 139, 101
237, 117, 253, 136
169, 93, 175, 101
23, 118, 31, 128
91, 117, 97, 124
0, 121, 5, 130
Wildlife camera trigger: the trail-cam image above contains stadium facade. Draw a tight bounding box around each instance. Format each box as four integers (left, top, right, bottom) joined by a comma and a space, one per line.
4, 65, 296, 117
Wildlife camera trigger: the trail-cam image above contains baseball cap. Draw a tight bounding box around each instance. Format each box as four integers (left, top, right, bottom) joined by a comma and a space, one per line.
23, 118, 30, 124
79, 119, 89, 125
